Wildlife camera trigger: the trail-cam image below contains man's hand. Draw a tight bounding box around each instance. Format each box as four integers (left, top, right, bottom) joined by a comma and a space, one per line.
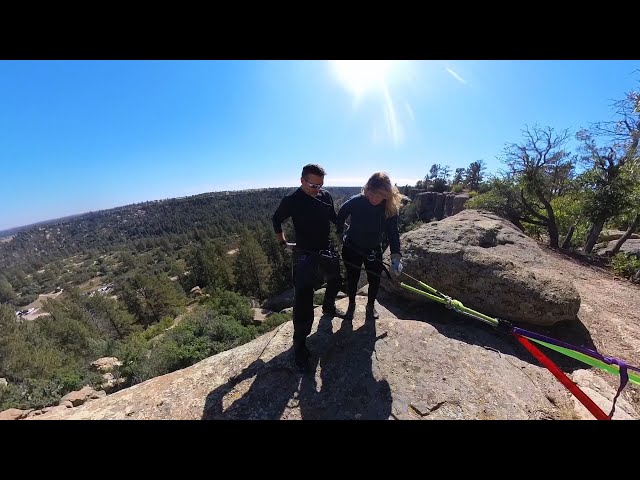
390, 253, 403, 276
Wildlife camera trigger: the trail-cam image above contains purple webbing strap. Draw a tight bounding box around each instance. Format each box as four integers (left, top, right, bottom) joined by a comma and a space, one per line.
511, 327, 640, 374
606, 358, 629, 419
513, 326, 635, 418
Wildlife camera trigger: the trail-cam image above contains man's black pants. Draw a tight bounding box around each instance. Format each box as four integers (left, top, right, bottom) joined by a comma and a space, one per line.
292, 249, 341, 350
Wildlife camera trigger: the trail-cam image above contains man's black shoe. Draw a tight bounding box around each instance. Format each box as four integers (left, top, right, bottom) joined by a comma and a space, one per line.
322, 305, 347, 318
366, 303, 379, 320
344, 301, 356, 320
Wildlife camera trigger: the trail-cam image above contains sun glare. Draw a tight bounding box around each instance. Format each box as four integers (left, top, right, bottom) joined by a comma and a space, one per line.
330, 60, 395, 98
328, 60, 413, 146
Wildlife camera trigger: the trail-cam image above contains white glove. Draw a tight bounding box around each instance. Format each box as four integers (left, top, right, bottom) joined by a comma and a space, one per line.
391, 253, 403, 276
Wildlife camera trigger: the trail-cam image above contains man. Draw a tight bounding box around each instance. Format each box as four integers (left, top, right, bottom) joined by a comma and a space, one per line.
272, 164, 345, 373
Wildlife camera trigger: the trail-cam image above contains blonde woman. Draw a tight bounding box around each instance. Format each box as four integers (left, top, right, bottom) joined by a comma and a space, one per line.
336, 172, 404, 320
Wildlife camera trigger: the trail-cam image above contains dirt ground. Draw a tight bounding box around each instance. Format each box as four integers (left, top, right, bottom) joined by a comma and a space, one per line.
528, 247, 640, 413
19, 290, 64, 321
77, 275, 107, 293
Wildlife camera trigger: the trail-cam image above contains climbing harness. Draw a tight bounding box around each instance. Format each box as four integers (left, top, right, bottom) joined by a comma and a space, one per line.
287, 242, 391, 280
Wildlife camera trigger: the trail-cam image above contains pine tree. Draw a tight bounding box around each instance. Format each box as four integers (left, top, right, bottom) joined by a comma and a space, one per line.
233, 230, 272, 301
120, 273, 187, 325
0, 275, 16, 304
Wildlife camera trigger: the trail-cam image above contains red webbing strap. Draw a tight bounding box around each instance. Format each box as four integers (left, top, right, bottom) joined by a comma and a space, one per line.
513, 333, 610, 421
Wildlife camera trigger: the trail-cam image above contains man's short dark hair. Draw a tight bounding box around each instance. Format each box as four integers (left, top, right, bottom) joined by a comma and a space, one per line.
301, 164, 326, 178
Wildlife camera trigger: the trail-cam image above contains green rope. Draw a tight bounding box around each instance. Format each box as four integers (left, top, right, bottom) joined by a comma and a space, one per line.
528, 337, 640, 386
400, 279, 640, 386
400, 282, 498, 327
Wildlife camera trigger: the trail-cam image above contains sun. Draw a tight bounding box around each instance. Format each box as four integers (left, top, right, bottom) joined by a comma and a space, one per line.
329, 60, 397, 98
328, 60, 414, 146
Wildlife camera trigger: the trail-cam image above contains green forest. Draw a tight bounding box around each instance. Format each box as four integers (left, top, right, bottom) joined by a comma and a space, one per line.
0, 186, 362, 410
1, 82, 639, 412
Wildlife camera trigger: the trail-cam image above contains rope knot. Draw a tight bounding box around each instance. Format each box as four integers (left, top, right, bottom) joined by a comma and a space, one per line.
443, 296, 463, 311
450, 299, 464, 311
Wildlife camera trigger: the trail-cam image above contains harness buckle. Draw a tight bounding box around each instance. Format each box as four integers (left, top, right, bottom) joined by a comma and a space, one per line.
319, 248, 339, 260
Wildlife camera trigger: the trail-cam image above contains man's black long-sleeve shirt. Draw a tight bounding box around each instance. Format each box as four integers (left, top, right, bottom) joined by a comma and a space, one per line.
272, 187, 337, 252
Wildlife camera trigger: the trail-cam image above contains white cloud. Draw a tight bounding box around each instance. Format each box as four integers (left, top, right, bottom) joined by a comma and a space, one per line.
404, 102, 415, 121
382, 86, 404, 146
446, 67, 467, 84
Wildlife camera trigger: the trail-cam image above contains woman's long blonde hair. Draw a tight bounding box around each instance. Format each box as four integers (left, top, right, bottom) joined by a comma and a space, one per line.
362, 171, 403, 218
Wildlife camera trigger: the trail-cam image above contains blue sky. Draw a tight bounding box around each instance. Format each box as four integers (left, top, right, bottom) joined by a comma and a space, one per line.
1, 60, 639, 231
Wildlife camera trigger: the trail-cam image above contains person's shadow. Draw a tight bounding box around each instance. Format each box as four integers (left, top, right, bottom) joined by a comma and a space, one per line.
201, 308, 392, 420
299, 310, 392, 419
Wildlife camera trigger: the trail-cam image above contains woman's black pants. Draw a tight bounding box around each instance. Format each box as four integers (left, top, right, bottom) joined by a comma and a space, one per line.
341, 242, 383, 305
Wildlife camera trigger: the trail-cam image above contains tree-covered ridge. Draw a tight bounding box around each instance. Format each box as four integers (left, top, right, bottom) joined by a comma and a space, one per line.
0, 187, 361, 272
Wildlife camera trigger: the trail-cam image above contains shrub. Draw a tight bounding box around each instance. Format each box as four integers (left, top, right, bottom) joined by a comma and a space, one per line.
204, 289, 253, 326
256, 311, 291, 334
610, 253, 640, 278
141, 316, 174, 341
14, 294, 38, 307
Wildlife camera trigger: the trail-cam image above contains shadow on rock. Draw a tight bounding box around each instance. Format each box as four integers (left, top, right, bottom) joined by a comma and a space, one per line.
202, 313, 392, 420
201, 351, 300, 420
299, 312, 392, 419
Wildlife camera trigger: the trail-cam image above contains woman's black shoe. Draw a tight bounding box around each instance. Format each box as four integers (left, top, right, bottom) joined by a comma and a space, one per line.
366, 303, 379, 320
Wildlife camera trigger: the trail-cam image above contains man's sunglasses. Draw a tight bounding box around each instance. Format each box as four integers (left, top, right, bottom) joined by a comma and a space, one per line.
303, 178, 323, 189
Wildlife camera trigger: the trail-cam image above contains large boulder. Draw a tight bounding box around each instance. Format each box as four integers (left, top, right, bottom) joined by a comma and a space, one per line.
415, 192, 440, 222
0, 408, 33, 420
415, 192, 470, 222
59, 386, 106, 407
91, 357, 122, 373
381, 209, 581, 326
262, 288, 295, 312
452, 193, 469, 215
600, 239, 640, 258
598, 230, 640, 242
